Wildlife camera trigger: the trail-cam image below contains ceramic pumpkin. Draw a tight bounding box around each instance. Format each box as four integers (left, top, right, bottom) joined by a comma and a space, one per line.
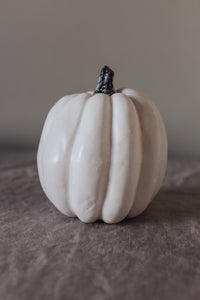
37, 66, 167, 223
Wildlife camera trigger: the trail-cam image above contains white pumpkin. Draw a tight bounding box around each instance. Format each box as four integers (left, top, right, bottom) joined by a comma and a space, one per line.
37, 66, 167, 223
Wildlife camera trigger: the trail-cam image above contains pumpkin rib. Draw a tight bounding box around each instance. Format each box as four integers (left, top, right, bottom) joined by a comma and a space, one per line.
37, 93, 78, 213
102, 93, 142, 223
51, 93, 90, 216
37, 95, 70, 195
121, 89, 162, 217
69, 93, 111, 223
65, 93, 91, 216
142, 98, 164, 206
126, 96, 144, 218
151, 107, 168, 198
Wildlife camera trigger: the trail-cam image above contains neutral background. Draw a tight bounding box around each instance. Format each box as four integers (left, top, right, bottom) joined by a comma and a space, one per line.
0, 0, 200, 157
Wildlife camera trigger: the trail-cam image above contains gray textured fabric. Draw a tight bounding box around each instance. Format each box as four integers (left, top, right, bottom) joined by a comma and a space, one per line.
0, 150, 200, 300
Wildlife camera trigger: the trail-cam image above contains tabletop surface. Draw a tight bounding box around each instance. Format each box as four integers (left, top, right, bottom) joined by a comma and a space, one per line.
0, 149, 200, 300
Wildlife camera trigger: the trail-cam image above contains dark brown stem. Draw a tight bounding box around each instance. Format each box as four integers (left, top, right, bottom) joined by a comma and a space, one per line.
94, 66, 115, 96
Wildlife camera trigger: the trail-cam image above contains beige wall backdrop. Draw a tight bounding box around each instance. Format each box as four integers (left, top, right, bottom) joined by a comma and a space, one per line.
0, 0, 200, 156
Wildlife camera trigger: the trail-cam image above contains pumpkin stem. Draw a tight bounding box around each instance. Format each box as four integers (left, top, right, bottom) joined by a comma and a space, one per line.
94, 66, 115, 96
